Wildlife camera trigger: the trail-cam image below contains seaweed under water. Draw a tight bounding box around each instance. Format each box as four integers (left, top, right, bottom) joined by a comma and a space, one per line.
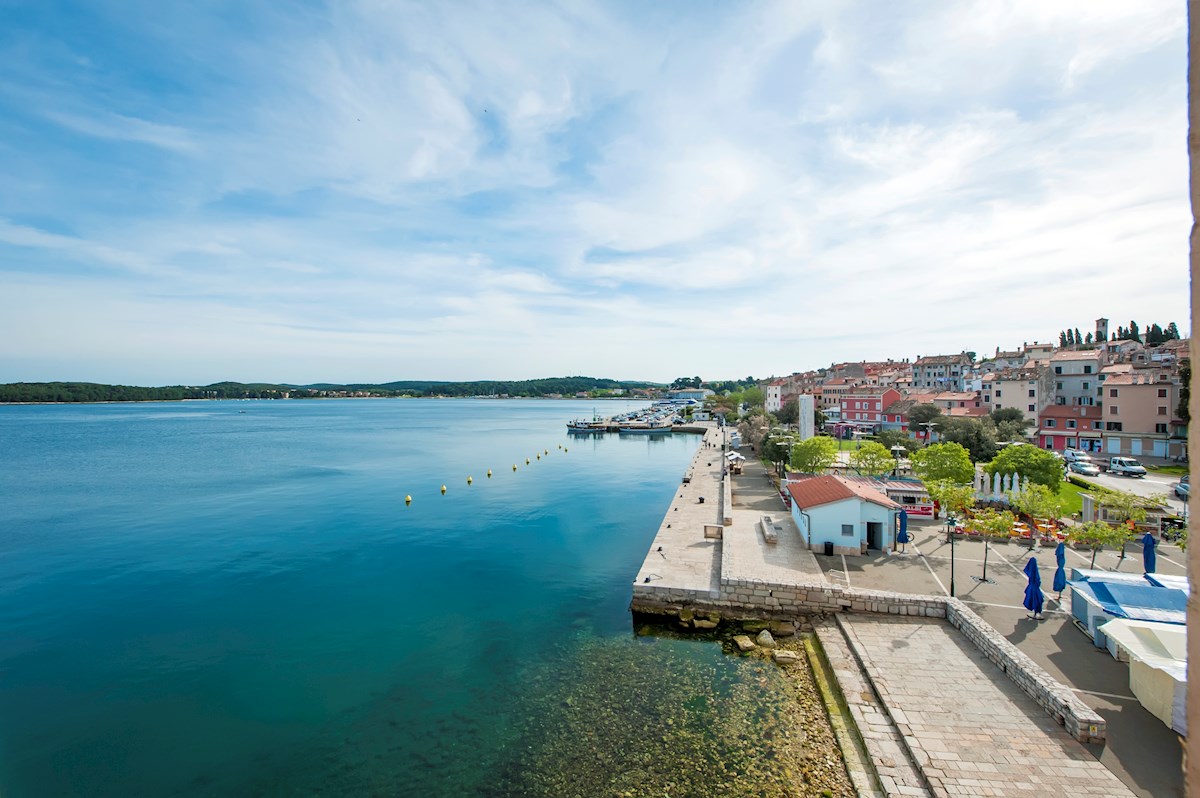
478, 627, 855, 798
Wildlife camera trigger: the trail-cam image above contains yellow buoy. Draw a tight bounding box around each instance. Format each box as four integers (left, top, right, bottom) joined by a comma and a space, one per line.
441, 485, 447, 495
405, 495, 412, 504
557, 444, 562, 449
544, 449, 549, 455
467, 476, 473, 485
487, 469, 492, 478
513, 464, 518, 471
564, 447, 568, 452
525, 458, 530, 465
536, 454, 541, 460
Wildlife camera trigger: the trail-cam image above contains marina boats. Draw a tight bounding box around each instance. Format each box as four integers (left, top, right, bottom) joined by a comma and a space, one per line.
566, 419, 607, 433
618, 420, 675, 434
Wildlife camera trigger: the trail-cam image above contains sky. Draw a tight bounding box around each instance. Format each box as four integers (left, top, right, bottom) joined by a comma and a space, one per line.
0, 1, 1190, 385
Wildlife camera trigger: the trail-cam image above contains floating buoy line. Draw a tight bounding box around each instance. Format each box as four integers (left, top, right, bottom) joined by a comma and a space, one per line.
402, 440, 571, 504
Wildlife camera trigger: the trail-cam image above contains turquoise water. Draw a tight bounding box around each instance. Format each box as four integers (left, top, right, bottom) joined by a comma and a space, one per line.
0, 399, 762, 796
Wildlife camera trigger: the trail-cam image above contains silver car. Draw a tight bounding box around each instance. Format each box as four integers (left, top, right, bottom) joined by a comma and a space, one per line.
1069, 461, 1100, 477
1175, 476, 1190, 499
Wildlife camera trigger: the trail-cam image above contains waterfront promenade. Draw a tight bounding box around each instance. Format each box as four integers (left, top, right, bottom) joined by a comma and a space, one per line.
631, 435, 1145, 797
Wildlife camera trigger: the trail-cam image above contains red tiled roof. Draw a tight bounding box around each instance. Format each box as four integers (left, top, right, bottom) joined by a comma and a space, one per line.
786, 475, 899, 510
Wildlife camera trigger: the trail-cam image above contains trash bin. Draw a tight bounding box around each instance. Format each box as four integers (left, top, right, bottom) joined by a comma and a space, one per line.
824, 541, 834, 556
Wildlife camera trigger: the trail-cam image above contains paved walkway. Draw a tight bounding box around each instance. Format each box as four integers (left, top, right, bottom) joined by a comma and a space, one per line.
632, 425, 725, 594
840, 615, 1135, 798
723, 456, 825, 584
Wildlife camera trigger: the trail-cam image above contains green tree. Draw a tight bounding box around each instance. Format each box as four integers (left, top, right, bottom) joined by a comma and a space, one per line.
851, 441, 896, 478
985, 445, 1063, 492
911, 442, 974, 484
1059, 330, 1068, 347
741, 386, 765, 409
814, 406, 827, 430
970, 508, 1017, 539
790, 436, 839, 474
907, 404, 943, 437
1098, 491, 1165, 563
1008, 483, 1067, 522
940, 417, 998, 462
1167, 322, 1181, 340
875, 429, 920, 455
926, 480, 976, 521
1070, 521, 1129, 568
777, 397, 799, 425
1085, 331, 1093, 345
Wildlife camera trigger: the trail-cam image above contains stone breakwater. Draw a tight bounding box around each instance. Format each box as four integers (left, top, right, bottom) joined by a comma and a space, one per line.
629, 432, 1107, 745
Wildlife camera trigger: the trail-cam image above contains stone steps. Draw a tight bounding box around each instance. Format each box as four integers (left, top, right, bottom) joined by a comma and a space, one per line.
812, 620, 933, 798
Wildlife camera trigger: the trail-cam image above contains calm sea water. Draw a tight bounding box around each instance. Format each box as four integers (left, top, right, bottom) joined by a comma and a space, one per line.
0, 399, 817, 797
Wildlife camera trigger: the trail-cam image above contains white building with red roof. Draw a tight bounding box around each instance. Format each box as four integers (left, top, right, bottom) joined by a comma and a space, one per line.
785, 475, 901, 555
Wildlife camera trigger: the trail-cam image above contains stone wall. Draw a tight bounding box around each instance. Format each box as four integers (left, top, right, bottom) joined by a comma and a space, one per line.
944, 599, 1107, 744
630, 578, 1108, 743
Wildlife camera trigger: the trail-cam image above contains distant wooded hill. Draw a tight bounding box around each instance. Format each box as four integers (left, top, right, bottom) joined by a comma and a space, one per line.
0, 377, 663, 403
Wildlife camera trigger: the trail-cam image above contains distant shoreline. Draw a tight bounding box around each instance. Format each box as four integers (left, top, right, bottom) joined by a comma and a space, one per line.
0, 396, 650, 407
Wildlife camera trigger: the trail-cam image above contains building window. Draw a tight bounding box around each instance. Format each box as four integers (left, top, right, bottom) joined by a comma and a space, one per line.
1109, 405, 1118, 415
1028, 389, 1035, 397
1084, 365, 1092, 374
1082, 382, 1089, 390
1109, 388, 1118, 398
1028, 404, 1035, 411
983, 395, 991, 403
1106, 422, 1123, 431
1156, 423, 1169, 434
1054, 366, 1062, 374
1067, 420, 1076, 429
995, 390, 1002, 397
841, 524, 855, 537
1056, 397, 1066, 406
1158, 406, 1167, 415
1093, 421, 1102, 429
1056, 382, 1063, 390
1045, 419, 1056, 428
1159, 388, 1168, 398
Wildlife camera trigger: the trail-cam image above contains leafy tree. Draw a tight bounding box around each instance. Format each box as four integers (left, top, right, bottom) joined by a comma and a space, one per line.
777, 397, 799, 425
907, 404, 943, 437
985, 445, 1063, 492
1059, 331, 1068, 347
1070, 521, 1129, 568
939, 417, 998, 462
990, 407, 1029, 429
851, 441, 896, 478
875, 429, 920, 455
1167, 322, 1181, 340
970, 508, 1016, 538
925, 480, 976, 521
741, 386, 765, 409
1066, 328, 1075, 346
1084, 332, 1093, 345
1129, 320, 1141, 342
911, 442, 973, 484
814, 406, 827, 431
790, 436, 839, 474
1073, 328, 1082, 346
1008, 483, 1067, 522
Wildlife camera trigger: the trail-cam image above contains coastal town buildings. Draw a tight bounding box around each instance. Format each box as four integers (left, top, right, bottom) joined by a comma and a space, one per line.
912, 353, 973, 391
785, 475, 901, 555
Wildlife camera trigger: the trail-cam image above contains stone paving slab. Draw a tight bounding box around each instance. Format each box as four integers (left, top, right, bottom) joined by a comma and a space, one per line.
813, 621, 930, 798
633, 425, 725, 594
839, 615, 1134, 798
722, 456, 826, 585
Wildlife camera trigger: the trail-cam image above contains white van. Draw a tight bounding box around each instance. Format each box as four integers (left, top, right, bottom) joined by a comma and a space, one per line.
1109, 457, 1147, 477
1063, 449, 1093, 464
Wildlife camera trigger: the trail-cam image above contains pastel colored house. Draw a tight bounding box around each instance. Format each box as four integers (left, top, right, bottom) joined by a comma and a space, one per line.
786, 475, 902, 555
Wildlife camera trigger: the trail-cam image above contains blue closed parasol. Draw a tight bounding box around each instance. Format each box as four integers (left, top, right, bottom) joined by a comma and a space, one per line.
1052, 542, 1066, 593
1023, 557, 1044, 618
897, 510, 909, 545
1142, 532, 1157, 574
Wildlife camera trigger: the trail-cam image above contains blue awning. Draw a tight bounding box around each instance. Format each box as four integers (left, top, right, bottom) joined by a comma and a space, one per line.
1067, 579, 1186, 625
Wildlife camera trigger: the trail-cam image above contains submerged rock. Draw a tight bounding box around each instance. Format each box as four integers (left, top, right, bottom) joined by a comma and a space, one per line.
756, 630, 777, 649
769, 620, 797, 637
741, 620, 770, 633
693, 619, 719, 630
733, 635, 756, 652
773, 650, 801, 665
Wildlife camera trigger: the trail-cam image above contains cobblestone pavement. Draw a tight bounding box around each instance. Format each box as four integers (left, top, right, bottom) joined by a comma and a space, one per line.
840, 615, 1135, 798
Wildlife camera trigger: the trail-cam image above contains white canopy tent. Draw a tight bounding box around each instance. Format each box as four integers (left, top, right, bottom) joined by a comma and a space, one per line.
1100, 618, 1187, 735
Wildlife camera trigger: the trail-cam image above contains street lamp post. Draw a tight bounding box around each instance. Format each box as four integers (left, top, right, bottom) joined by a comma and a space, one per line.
946, 515, 957, 597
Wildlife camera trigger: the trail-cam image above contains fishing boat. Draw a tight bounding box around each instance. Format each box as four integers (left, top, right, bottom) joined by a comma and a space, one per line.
618, 421, 674, 434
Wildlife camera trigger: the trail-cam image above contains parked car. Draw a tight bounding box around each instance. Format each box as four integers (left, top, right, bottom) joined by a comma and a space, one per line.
1174, 475, 1189, 499
1069, 461, 1101, 477
1109, 457, 1147, 478
1063, 448, 1094, 463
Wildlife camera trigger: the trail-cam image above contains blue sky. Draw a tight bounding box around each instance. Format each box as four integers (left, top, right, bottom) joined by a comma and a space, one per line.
0, 1, 1188, 384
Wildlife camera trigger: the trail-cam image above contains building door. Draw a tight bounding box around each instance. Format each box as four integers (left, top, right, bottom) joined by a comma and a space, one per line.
1131, 439, 1142, 456
1107, 438, 1120, 454
1153, 440, 1167, 458
867, 522, 882, 551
